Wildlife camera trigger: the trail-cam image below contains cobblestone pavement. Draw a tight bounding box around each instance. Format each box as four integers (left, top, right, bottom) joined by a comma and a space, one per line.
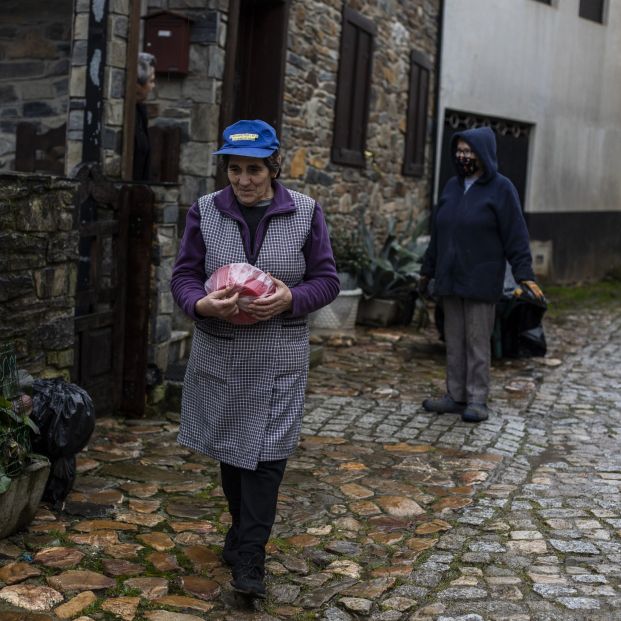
1, 302, 620, 621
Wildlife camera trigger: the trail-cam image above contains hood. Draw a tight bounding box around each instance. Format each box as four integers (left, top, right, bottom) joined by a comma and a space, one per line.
451, 126, 498, 183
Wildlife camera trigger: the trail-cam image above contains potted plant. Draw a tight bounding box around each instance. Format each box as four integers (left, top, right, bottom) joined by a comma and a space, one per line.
329, 225, 370, 290
309, 223, 369, 334
0, 350, 50, 538
356, 215, 429, 327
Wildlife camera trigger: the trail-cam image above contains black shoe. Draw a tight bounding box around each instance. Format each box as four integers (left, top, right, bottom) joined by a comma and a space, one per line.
462, 403, 489, 423
422, 395, 466, 414
231, 553, 266, 599
221, 526, 239, 567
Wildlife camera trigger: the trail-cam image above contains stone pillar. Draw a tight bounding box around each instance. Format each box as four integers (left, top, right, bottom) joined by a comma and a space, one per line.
147, 183, 180, 393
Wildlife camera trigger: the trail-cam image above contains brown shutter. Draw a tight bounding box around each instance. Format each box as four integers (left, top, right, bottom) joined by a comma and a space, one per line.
15, 122, 66, 175
331, 7, 376, 167
403, 49, 431, 177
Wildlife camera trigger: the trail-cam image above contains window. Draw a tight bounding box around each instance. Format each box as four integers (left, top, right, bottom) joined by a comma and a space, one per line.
331, 7, 376, 167
403, 50, 431, 177
579, 0, 605, 23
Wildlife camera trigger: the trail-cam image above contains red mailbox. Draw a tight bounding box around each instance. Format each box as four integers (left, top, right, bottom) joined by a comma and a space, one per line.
144, 11, 193, 76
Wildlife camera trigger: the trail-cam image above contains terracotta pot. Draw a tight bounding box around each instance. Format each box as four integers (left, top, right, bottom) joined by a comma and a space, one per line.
0, 459, 50, 539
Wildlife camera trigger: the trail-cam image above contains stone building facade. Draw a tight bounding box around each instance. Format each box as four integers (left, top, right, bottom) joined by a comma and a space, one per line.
1, 0, 440, 233
0, 0, 440, 411
281, 0, 439, 233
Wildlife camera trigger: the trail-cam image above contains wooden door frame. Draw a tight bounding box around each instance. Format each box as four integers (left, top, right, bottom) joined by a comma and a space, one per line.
122, 0, 142, 181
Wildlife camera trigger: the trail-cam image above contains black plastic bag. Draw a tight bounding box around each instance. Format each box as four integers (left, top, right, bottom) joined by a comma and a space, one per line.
30, 379, 95, 504
495, 296, 547, 358
31, 379, 95, 458
42, 455, 76, 505
518, 325, 547, 357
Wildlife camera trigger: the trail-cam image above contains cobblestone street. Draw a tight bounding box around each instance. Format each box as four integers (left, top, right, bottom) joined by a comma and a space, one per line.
1, 301, 620, 621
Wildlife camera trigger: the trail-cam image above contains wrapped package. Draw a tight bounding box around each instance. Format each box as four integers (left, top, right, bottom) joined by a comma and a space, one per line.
205, 262, 276, 325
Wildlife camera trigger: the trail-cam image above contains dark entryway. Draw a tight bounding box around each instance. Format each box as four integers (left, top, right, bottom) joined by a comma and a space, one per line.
71, 164, 154, 417
438, 110, 532, 209
219, 0, 290, 159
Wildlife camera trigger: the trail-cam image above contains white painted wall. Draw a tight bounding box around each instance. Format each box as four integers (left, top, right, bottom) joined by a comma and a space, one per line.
438, 0, 621, 213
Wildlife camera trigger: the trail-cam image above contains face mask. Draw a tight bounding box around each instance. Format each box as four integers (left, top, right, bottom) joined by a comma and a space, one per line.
455, 157, 479, 177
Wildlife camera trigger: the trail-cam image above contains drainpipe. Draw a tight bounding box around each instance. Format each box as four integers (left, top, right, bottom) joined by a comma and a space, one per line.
428, 0, 445, 223
82, 0, 109, 163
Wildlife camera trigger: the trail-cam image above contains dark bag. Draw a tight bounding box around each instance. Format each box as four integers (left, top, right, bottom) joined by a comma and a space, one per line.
42, 455, 76, 505
31, 379, 95, 458
31, 379, 95, 503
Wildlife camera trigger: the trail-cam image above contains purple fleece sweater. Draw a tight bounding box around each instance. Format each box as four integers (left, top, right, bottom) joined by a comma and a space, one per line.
171, 182, 340, 321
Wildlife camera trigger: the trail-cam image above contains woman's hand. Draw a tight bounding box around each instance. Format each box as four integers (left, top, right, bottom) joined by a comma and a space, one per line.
246, 275, 292, 321
195, 287, 240, 321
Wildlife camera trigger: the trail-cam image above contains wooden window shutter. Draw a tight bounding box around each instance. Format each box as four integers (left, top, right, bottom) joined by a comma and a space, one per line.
403, 49, 431, 177
331, 7, 376, 167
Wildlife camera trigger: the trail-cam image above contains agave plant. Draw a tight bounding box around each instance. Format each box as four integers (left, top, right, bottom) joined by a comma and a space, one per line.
358, 214, 429, 300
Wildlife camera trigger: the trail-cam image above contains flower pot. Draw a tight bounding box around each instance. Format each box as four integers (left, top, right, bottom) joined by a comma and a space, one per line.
337, 272, 358, 290
0, 459, 50, 539
356, 296, 416, 327
309, 288, 362, 334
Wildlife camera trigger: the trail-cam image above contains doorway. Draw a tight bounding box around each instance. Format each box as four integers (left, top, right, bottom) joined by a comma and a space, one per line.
218, 0, 290, 186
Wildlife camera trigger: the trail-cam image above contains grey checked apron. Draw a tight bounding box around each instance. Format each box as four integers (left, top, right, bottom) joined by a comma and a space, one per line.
178, 189, 314, 470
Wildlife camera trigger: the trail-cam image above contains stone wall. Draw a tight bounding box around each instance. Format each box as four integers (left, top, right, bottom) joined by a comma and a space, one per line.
0, 0, 73, 171
281, 0, 439, 235
0, 173, 79, 379
148, 183, 180, 378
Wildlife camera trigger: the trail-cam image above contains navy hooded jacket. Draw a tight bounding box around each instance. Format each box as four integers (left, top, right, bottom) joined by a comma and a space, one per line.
421, 127, 535, 303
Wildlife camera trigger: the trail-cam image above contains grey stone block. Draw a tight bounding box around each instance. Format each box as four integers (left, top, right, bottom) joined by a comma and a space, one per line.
0, 85, 17, 103
0, 61, 44, 79
23, 102, 55, 118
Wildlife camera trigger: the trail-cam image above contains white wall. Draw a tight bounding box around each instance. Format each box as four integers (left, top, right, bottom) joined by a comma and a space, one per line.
438, 0, 621, 213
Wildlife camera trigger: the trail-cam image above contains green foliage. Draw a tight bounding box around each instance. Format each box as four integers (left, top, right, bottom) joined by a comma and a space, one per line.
543, 278, 621, 319
0, 395, 40, 491
328, 224, 370, 278
358, 214, 429, 299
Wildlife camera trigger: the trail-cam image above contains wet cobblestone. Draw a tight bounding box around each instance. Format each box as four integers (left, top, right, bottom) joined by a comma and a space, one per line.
0, 303, 620, 620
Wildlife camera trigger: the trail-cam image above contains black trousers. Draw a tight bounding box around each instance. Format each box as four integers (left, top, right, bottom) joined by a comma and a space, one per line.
220, 458, 287, 560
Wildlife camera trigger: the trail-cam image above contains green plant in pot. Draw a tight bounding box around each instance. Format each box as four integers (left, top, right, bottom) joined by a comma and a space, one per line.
0, 395, 42, 493
357, 215, 429, 326
0, 363, 50, 538
328, 224, 370, 291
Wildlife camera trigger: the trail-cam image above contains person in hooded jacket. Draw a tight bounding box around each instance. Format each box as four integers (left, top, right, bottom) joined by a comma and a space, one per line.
419, 126, 544, 423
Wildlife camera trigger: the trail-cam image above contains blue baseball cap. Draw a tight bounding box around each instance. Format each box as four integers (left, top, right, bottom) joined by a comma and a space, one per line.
213, 119, 280, 158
